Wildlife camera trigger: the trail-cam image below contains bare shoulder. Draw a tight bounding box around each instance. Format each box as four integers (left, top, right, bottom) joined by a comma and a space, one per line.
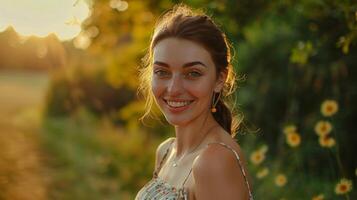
155, 137, 175, 168
192, 139, 250, 200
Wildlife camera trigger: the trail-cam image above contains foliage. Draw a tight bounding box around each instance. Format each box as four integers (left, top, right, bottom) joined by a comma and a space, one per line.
40, 111, 161, 200
45, 66, 135, 122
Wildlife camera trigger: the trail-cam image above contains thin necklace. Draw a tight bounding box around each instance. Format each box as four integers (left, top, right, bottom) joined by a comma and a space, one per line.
172, 125, 218, 167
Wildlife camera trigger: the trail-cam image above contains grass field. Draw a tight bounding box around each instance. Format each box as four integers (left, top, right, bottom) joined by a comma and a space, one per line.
0, 70, 48, 124
0, 70, 158, 200
0, 70, 49, 199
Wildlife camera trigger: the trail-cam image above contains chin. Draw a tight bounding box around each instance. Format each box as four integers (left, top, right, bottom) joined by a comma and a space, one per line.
163, 109, 206, 127
164, 115, 192, 126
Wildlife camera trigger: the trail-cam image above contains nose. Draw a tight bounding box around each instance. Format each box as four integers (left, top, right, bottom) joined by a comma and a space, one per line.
167, 74, 183, 96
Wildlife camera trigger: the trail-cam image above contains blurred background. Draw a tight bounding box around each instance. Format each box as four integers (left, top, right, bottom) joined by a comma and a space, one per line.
0, 0, 356, 199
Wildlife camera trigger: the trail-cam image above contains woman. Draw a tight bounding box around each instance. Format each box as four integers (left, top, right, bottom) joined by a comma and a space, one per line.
135, 4, 253, 200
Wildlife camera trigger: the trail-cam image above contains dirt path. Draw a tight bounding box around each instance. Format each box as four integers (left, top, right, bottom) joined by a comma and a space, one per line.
0, 70, 49, 200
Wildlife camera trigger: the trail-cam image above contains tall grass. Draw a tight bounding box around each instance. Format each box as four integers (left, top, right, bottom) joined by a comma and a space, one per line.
39, 109, 161, 200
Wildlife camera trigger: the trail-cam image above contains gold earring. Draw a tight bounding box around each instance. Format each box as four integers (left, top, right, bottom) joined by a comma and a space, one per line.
211, 92, 221, 113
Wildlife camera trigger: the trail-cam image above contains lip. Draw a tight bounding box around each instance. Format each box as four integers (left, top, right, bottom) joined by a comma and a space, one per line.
163, 98, 194, 113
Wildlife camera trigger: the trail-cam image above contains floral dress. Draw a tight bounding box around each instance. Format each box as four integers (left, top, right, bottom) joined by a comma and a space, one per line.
135, 139, 254, 200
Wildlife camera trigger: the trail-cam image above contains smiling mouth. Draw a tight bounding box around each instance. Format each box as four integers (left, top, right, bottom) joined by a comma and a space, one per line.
164, 99, 194, 108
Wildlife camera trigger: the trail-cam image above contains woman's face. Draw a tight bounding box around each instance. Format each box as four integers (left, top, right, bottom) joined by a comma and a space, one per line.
152, 37, 225, 126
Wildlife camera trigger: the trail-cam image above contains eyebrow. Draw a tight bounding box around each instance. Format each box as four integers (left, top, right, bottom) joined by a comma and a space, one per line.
153, 61, 207, 68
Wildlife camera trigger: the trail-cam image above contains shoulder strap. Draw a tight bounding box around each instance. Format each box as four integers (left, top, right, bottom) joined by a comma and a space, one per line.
182, 142, 254, 200
153, 138, 175, 178
207, 142, 254, 200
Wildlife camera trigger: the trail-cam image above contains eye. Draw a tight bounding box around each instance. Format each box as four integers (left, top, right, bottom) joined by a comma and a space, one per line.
154, 69, 170, 78
186, 71, 202, 78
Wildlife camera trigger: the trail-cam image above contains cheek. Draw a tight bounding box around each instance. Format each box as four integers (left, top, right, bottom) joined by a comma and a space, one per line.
151, 79, 164, 99
185, 79, 215, 99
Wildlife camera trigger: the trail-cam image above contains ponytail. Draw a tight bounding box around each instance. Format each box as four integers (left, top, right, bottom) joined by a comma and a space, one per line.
212, 99, 232, 134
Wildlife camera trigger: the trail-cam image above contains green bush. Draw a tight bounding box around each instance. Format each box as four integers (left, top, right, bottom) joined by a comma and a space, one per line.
40, 113, 161, 200
44, 66, 135, 122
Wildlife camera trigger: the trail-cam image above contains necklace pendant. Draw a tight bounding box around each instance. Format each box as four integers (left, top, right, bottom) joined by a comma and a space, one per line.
172, 163, 178, 167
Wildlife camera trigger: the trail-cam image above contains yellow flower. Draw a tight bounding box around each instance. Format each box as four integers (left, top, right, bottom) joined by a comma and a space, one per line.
319, 135, 336, 148
275, 174, 287, 187
335, 178, 352, 195
256, 167, 269, 179
286, 132, 301, 147
314, 120, 332, 136
312, 194, 324, 200
321, 100, 338, 117
250, 150, 265, 165
283, 124, 297, 135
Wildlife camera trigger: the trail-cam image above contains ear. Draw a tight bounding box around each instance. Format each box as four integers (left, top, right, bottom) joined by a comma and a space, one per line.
214, 68, 228, 93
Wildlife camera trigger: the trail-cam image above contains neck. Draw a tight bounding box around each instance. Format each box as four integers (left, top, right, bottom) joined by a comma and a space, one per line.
173, 111, 218, 158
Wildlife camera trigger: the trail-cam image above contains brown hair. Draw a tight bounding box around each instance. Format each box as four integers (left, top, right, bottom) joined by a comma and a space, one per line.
138, 4, 242, 136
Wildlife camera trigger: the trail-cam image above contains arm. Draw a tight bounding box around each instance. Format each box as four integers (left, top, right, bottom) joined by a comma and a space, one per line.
192, 144, 251, 200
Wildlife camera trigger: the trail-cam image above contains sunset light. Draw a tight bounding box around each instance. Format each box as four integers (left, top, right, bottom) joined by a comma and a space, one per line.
0, 0, 91, 40
0, 1, 355, 200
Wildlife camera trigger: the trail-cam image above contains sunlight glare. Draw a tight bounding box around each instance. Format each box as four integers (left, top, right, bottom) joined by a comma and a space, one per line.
0, 0, 91, 41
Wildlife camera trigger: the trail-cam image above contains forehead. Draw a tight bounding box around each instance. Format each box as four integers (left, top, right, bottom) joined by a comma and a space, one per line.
153, 37, 213, 66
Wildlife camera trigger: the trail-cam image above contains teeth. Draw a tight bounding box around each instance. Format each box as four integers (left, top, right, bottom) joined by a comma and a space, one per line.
166, 100, 192, 108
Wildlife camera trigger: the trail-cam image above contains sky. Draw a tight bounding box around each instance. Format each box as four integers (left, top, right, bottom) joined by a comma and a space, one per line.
0, 0, 91, 41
